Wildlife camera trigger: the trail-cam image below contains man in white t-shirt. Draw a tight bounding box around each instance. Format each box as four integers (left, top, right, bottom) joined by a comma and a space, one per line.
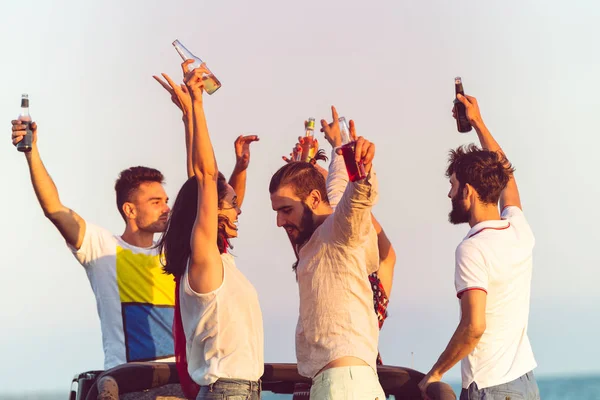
11, 115, 256, 370
418, 94, 540, 400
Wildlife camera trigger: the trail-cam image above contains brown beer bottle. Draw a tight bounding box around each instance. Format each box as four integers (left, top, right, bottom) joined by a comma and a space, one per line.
454, 77, 472, 133
16, 94, 33, 152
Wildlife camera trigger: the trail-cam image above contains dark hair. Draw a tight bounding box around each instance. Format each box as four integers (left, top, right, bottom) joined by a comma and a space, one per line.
157, 172, 230, 278
312, 149, 328, 163
115, 166, 165, 221
269, 162, 329, 203
446, 144, 515, 204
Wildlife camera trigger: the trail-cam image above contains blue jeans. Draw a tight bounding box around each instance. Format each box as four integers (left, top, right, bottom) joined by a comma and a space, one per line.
460, 371, 540, 400
196, 378, 261, 400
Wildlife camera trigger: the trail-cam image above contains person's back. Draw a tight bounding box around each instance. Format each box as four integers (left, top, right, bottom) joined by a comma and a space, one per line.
456, 206, 536, 388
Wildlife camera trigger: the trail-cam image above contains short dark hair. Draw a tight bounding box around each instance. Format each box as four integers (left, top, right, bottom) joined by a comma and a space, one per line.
269, 162, 329, 203
157, 173, 231, 278
115, 166, 165, 221
446, 144, 515, 204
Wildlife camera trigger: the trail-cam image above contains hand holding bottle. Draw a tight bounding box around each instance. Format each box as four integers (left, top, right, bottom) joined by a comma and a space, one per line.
172, 39, 221, 95
454, 94, 484, 130
335, 120, 370, 181
296, 134, 320, 162
184, 64, 211, 101
11, 120, 38, 149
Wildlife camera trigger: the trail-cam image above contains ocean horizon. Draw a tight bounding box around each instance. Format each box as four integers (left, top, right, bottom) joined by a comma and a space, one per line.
2, 373, 598, 399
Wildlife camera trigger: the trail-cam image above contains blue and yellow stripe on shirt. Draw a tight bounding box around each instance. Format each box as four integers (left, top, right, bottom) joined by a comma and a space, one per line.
116, 246, 175, 362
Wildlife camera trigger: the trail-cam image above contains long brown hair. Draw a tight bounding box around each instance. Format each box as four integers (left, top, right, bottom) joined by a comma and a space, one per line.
157, 173, 231, 278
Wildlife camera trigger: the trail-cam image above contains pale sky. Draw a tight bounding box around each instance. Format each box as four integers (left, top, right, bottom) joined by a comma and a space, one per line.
1, 0, 599, 394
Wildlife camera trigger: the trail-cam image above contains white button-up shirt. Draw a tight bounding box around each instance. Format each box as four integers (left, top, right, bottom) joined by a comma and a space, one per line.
295, 152, 380, 378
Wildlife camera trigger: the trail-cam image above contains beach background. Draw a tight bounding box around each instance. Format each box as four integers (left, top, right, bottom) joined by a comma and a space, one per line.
1, 0, 598, 398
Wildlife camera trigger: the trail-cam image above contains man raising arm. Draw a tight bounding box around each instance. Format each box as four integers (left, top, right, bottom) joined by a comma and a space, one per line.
419, 94, 539, 400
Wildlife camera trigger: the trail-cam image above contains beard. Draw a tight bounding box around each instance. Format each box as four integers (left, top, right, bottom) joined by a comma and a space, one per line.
448, 193, 470, 225
142, 219, 169, 233
286, 203, 316, 246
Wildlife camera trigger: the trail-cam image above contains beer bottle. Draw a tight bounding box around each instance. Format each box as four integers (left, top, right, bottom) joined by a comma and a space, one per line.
16, 94, 33, 153
295, 117, 316, 162
338, 116, 351, 144
454, 77, 472, 133
173, 39, 222, 95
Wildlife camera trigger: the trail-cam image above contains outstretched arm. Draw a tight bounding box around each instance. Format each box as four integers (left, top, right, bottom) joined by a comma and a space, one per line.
185, 64, 223, 294
456, 94, 521, 210
12, 120, 86, 249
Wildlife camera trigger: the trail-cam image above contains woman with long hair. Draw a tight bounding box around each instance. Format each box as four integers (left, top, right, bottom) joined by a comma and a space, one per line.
157, 63, 263, 400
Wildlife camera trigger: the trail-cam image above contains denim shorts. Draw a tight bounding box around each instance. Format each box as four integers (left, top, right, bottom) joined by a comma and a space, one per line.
460, 371, 540, 400
196, 378, 261, 400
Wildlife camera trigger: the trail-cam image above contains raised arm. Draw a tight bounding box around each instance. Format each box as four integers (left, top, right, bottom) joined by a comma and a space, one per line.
331, 123, 378, 245
456, 94, 521, 210
11, 121, 86, 249
228, 135, 259, 208
321, 109, 395, 294
320, 106, 348, 208
184, 65, 223, 294
153, 62, 195, 178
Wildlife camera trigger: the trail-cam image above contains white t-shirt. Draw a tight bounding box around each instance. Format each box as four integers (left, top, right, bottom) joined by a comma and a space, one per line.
455, 206, 537, 389
70, 223, 176, 369
180, 253, 264, 386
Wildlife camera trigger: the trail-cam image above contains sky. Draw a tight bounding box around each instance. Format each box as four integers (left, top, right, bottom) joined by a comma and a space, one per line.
1, 0, 599, 394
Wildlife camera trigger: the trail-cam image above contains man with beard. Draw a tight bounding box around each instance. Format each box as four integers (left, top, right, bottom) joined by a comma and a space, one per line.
10, 108, 256, 371
269, 115, 385, 400
418, 94, 539, 400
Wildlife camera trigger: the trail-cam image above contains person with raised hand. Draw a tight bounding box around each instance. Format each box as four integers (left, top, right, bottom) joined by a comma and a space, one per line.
11, 110, 176, 372
157, 62, 263, 400
270, 113, 385, 399
319, 106, 396, 366
418, 93, 539, 400
153, 63, 259, 200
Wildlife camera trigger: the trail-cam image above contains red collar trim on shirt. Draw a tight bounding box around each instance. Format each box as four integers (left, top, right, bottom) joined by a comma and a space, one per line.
468, 222, 511, 238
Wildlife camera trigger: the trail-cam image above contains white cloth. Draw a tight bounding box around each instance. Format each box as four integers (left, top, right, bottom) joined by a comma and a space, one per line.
69, 223, 175, 369
295, 152, 380, 378
455, 206, 537, 389
180, 253, 264, 386
310, 366, 385, 400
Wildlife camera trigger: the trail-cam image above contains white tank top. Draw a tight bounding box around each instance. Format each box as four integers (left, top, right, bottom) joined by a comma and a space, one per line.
180, 253, 264, 385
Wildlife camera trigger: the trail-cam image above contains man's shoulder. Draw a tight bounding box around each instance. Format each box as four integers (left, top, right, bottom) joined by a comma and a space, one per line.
456, 238, 483, 257
86, 222, 119, 241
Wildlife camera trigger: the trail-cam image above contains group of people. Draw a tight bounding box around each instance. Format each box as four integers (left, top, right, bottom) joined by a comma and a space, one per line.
11, 59, 540, 400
